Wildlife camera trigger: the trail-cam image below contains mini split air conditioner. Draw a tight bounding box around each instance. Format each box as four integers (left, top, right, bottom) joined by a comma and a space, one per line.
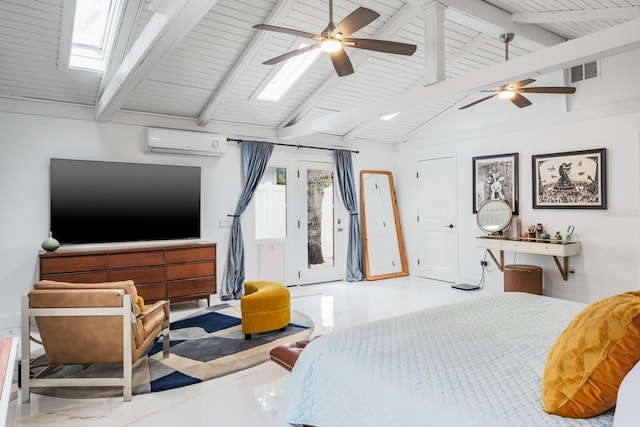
144, 127, 227, 157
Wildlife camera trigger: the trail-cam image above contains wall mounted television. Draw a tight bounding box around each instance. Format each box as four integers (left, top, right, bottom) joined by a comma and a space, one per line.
50, 158, 201, 245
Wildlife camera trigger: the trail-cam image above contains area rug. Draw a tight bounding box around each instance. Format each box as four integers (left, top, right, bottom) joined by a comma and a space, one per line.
28, 303, 313, 398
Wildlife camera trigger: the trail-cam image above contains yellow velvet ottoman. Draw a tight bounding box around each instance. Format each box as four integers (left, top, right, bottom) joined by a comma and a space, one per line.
241, 281, 291, 340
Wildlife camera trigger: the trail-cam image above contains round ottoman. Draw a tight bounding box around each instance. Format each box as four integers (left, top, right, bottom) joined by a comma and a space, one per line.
504, 264, 543, 295
240, 281, 290, 340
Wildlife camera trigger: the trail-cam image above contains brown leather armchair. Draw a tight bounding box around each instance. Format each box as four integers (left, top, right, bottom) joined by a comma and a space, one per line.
21, 280, 170, 402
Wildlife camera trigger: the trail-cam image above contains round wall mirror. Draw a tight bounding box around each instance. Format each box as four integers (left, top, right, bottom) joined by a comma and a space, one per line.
477, 200, 512, 234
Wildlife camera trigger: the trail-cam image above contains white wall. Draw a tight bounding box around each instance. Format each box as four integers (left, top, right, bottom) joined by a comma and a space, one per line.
0, 112, 392, 329
394, 49, 640, 304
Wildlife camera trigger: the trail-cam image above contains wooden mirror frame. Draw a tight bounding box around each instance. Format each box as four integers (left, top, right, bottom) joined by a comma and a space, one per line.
360, 170, 409, 280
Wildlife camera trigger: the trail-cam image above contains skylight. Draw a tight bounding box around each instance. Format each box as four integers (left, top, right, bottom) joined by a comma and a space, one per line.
257, 44, 321, 102
68, 0, 119, 72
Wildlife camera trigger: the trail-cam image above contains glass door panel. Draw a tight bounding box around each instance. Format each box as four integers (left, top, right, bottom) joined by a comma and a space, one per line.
298, 161, 344, 284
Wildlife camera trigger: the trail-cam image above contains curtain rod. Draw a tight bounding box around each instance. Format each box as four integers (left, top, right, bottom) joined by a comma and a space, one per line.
226, 138, 359, 154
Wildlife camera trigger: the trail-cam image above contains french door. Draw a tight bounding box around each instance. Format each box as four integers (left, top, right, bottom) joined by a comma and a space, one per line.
296, 161, 346, 284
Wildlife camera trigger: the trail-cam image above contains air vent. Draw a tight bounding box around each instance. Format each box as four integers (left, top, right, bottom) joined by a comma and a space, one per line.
569, 61, 598, 83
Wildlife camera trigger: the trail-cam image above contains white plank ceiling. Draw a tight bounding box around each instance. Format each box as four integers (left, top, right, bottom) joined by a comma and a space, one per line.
0, 0, 639, 146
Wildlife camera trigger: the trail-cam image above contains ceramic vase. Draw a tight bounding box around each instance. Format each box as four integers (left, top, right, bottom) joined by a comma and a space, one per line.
41, 231, 60, 252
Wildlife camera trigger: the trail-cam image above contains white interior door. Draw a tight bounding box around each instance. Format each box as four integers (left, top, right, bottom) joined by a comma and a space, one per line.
416, 157, 458, 282
297, 161, 346, 284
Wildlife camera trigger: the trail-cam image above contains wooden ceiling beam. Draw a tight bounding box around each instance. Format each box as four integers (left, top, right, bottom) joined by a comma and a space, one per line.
406, 0, 565, 49
513, 7, 640, 24
277, 18, 640, 140
343, 3, 446, 143
95, 0, 219, 122
196, 0, 299, 126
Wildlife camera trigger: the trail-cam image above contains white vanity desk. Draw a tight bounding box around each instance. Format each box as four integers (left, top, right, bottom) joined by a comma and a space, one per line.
476, 237, 581, 281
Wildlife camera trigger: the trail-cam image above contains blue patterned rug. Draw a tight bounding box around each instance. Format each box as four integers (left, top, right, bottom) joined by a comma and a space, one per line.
28, 303, 313, 398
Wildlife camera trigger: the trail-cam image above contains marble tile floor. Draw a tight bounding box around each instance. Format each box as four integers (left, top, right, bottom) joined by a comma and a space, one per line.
5, 276, 493, 427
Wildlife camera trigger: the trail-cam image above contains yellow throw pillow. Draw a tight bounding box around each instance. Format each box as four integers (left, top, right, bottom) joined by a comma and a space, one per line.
542, 291, 640, 418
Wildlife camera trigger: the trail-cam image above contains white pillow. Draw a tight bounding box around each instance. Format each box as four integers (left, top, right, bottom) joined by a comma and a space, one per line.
613, 360, 640, 426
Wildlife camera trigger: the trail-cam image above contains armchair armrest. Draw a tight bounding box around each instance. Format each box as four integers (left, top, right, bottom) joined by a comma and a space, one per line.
137, 300, 169, 322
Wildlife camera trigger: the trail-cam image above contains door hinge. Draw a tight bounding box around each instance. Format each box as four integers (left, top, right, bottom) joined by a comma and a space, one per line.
298, 271, 300, 278
297, 220, 300, 228
416, 172, 419, 179
417, 259, 420, 265
417, 215, 420, 222
297, 170, 300, 178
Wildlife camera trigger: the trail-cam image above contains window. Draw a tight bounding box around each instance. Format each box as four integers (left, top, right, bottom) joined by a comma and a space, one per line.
255, 167, 287, 239
67, 0, 121, 72
256, 44, 321, 102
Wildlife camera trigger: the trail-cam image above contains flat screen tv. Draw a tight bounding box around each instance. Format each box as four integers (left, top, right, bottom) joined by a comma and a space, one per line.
50, 158, 201, 244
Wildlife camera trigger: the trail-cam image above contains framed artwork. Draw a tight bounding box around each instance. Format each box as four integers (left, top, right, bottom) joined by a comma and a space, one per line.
472, 152, 519, 214
532, 148, 606, 209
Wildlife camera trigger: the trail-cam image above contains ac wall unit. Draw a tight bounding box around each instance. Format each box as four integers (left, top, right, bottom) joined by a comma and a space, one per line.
144, 127, 227, 157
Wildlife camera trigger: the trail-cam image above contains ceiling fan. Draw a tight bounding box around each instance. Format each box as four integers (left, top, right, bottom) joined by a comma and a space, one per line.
253, 0, 417, 77
459, 33, 576, 110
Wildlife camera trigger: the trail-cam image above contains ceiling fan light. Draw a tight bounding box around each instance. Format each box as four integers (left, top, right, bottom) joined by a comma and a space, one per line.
321, 39, 342, 53
499, 90, 516, 99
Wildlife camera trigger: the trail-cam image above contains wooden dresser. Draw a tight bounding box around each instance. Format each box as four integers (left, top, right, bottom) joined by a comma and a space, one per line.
39, 242, 217, 304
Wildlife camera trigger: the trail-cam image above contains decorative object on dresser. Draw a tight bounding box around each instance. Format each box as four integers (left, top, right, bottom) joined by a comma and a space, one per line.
39, 242, 216, 305
476, 199, 512, 236
40, 231, 60, 252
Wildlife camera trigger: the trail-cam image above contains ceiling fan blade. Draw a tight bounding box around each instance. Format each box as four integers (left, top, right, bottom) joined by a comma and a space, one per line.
510, 93, 532, 108
330, 49, 354, 76
253, 24, 322, 41
332, 7, 379, 38
504, 78, 536, 90
519, 86, 576, 94
459, 93, 498, 110
262, 43, 321, 65
343, 38, 417, 55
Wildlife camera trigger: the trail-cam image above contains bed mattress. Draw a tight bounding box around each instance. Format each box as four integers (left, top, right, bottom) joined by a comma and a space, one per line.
276, 292, 614, 427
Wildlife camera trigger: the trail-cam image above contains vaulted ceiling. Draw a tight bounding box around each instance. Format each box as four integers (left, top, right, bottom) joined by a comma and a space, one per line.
1, 0, 639, 146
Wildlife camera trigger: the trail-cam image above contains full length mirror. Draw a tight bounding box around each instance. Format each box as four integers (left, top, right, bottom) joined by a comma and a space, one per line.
360, 170, 409, 280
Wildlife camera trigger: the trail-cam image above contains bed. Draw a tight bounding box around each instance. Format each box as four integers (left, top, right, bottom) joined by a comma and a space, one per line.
275, 292, 618, 427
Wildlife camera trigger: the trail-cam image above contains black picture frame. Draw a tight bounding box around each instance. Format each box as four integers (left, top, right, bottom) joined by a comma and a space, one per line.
472, 153, 519, 214
531, 148, 606, 209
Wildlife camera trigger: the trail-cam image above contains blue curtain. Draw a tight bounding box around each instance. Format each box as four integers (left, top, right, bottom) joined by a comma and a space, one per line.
221, 141, 274, 300
334, 150, 365, 282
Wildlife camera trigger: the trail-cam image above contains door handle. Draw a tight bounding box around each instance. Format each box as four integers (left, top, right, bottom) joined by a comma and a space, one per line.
444, 224, 454, 229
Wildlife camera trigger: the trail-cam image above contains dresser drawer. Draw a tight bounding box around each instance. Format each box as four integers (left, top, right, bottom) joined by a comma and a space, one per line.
168, 277, 215, 299
40, 271, 108, 283
107, 266, 165, 284
166, 246, 215, 264
40, 255, 108, 274
502, 240, 531, 252
135, 282, 168, 302
166, 261, 215, 281
109, 251, 164, 268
